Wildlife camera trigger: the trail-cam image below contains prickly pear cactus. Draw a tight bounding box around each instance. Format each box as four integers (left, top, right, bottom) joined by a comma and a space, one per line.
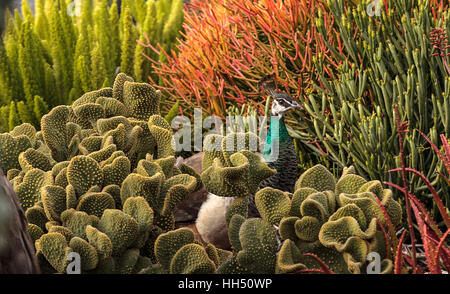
271, 165, 401, 274
0, 74, 203, 274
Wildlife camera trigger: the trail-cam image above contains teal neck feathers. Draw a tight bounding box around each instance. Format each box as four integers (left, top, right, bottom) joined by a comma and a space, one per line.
262, 116, 291, 157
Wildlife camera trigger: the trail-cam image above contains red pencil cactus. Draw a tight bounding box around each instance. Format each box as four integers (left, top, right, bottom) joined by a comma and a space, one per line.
141, 0, 344, 116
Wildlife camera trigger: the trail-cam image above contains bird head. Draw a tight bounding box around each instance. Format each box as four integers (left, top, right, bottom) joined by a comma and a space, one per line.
258, 74, 303, 118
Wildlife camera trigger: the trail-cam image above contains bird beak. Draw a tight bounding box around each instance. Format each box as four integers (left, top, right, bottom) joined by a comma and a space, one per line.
291, 101, 303, 110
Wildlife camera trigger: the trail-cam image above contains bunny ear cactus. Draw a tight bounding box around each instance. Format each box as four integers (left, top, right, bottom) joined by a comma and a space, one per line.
35, 197, 155, 274
153, 227, 217, 274
0, 132, 32, 171
217, 216, 278, 274
274, 165, 402, 274
201, 133, 276, 198
121, 154, 200, 232
0, 73, 205, 274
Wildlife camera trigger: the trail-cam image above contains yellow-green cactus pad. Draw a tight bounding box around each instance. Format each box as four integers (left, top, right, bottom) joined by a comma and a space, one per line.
179, 163, 203, 191
66, 185, 77, 209
221, 132, 259, 166
160, 174, 197, 216
279, 216, 301, 241
67, 155, 104, 196
276, 239, 307, 273
299, 192, 331, 223
18, 148, 52, 172
335, 174, 367, 195
204, 244, 221, 267
123, 81, 160, 120
153, 156, 177, 178
85, 225, 113, 261
101, 124, 127, 151
113, 73, 134, 102
51, 161, 70, 178
289, 188, 318, 217
294, 216, 322, 242
97, 209, 139, 256
123, 196, 154, 242
61, 209, 98, 239
54, 167, 69, 187
0, 133, 32, 171
154, 227, 195, 270
37, 232, 72, 273
357, 180, 384, 198
69, 236, 99, 271
236, 218, 278, 274
296, 240, 349, 274
102, 156, 131, 187
338, 192, 385, 226
28, 223, 45, 243
6, 169, 21, 181
228, 214, 245, 252
201, 155, 250, 198
87, 144, 117, 163
72, 88, 113, 107
379, 189, 402, 226
238, 151, 276, 194
96, 97, 129, 118
41, 105, 71, 162
120, 173, 164, 209
10, 123, 37, 145
255, 187, 291, 225
340, 166, 356, 178
319, 216, 377, 262
42, 185, 68, 221
320, 214, 377, 244
329, 204, 367, 231
225, 197, 248, 227
16, 168, 52, 211
73, 103, 106, 126
76, 192, 116, 218
97, 116, 131, 134
202, 134, 226, 171
169, 244, 216, 274
115, 248, 140, 274
26, 205, 48, 231
136, 158, 163, 177
148, 114, 171, 131
149, 125, 174, 159
294, 164, 336, 192
48, 226, 75, 243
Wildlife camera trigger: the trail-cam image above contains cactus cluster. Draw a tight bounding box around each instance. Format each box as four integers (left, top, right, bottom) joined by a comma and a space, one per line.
199, 164, 401, 274
201, 132, 275, 198
254, 165, 402, 274
1, 73, 205, 273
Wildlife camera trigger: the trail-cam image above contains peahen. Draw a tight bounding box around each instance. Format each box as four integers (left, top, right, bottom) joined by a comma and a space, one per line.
196, 74, 302, 248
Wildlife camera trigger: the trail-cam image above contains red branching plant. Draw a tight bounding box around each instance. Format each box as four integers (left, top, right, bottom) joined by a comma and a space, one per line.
384, 106, 450, 274
141, 0, 344, 116
294, 253, 335, 274
430, 27, 450, 75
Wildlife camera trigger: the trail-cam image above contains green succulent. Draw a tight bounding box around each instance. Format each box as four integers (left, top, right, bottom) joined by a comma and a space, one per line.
201, 134, 275, 198
1, 73, 203, 274
274, 165, 402, 274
